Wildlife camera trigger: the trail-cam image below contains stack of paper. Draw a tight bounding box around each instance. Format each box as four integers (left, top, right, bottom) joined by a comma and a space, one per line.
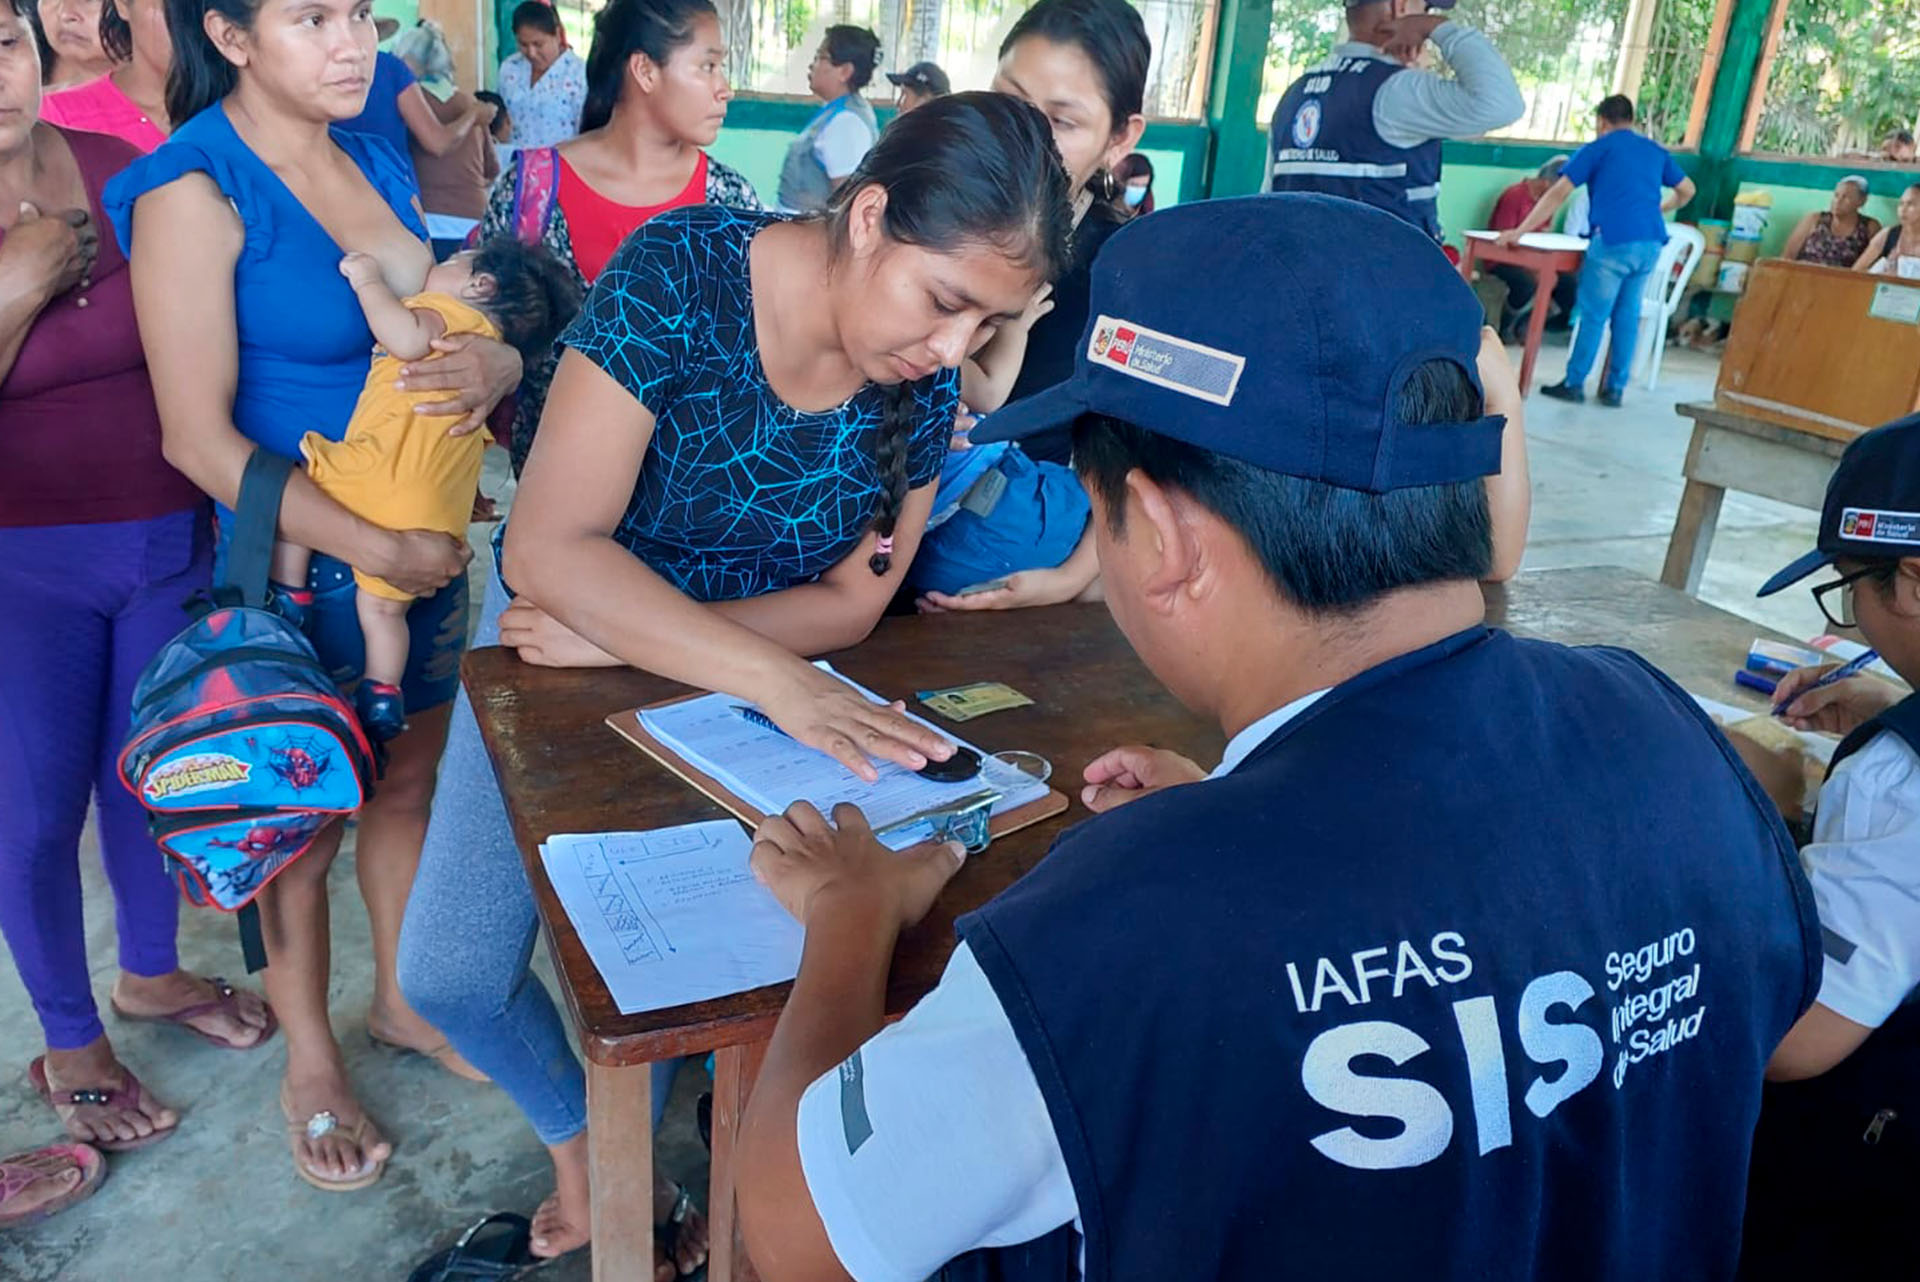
638, 664, 1049, 850
539, 821, 804, 1014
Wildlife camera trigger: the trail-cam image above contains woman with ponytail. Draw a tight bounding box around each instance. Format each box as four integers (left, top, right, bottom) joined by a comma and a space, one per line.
105, 0, 526, 1195
396, 91, 1072, 1277
477, 0, 759, 478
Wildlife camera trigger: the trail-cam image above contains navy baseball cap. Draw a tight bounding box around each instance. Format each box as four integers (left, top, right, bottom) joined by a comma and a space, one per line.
972, 194, 1505, 493
1758, 414, 1920, 596
886, 62, 950, 96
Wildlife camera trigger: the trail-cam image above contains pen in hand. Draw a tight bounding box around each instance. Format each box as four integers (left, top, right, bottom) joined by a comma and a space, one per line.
1773, 649, 1880, 718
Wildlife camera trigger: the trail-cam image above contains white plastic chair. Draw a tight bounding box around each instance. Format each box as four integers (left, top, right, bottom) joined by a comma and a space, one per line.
1568, 223, 1707, 393
1633, 223, 1705, 390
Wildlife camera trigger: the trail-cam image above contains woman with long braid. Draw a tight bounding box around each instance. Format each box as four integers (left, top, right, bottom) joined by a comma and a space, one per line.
396, 91, 1072, 1277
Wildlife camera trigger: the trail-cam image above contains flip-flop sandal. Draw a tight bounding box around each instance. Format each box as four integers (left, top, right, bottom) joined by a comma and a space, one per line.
28, 1057, 178, 1153
279, 1084, 387, 1193
408, 1212, 534, 1281
368, 1031, 491, 1084
656, 1183, 706, 1279
110, 977, 278, 1050
0, 1142, 107, 1230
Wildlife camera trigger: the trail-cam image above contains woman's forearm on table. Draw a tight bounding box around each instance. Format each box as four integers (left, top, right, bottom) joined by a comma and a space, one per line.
506, 527, 809, 702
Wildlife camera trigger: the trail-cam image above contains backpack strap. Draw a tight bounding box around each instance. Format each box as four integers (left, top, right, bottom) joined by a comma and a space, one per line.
238, 904, 267, 975
511, 146, 560, 246
216, 448, 296, 611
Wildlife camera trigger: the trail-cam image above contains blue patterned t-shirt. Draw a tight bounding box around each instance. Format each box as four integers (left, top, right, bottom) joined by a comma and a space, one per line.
553, 205, 956, 603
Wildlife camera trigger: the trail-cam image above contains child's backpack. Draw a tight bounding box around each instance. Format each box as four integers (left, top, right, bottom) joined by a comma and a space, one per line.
118, 450, 378, 971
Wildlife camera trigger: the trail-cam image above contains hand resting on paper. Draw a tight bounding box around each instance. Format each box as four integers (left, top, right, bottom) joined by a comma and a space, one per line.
755, 662, 957, 783
1080, 745, 1207, 813
751, 801, 964, 929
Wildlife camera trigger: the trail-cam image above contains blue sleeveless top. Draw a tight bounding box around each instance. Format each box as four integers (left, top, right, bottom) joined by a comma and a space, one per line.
105, 104, 427, 461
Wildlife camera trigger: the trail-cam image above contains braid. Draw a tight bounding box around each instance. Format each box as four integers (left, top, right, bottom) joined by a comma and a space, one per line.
867, 382, 918, 576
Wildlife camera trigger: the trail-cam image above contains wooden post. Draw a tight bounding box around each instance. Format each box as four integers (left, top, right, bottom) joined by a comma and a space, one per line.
1611, 0, 1661, 102
419, 0, 486, 92
1736, 0, 1792, 154
1682, 0, 1735, 147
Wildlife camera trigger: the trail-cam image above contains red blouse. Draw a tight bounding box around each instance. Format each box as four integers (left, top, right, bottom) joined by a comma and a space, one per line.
556, 150, 708, 283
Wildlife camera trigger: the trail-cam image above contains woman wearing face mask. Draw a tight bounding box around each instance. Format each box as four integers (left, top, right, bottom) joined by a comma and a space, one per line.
35, 0, 113, 90
42, 0, 169, 150
395, 91, 1072, 1278
499, 0, 586, 152
108, 0, 525, 1194
1115, 149, 1153, 215
468, 0, 759, 479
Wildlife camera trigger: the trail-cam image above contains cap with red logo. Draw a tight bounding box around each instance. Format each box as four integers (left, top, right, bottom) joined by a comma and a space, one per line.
1758, 413, 1920, 596
971, 193, 1504, 493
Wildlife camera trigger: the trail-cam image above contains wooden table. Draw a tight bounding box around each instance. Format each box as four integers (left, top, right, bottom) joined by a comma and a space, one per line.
465, 604, 1224, 1282
1459, 230, 1587, 395
465, 566, 1784, 1281
1659, 400, 1854, 596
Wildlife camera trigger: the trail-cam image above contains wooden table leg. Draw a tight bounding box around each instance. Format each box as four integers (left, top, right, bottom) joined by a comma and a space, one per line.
708, 1040, 769, 1282
1459, 239, 1479, 282
1517, 266, 1557, 395
1661, 479, 1727, 595
587, 1059, 654, 1282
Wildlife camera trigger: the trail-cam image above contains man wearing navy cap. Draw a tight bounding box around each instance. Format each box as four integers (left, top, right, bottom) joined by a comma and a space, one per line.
1267, 0, 1522, 238
885, 61, 950, 115
734, 195, 1819, 1282
1736, 416, 1920, 1280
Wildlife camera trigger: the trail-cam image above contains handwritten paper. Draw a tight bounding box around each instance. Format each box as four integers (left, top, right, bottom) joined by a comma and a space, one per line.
539, 821, 803, 1014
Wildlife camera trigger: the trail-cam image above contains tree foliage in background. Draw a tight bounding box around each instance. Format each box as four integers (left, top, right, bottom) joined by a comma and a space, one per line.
1755, 0, 1920, 155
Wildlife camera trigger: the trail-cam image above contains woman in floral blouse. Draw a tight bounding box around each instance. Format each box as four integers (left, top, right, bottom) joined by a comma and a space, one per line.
498, 0, 588, 154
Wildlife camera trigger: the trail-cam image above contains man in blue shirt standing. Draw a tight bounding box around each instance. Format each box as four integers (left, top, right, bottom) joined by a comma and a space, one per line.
1502, 94, 1696, 407
730, 195, 1819, 1282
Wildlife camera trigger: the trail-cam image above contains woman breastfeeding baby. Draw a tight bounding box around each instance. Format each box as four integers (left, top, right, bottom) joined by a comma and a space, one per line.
108, 0, 525, 1190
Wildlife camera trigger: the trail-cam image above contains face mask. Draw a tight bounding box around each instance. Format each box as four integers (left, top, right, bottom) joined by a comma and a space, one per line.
1123, 186, 1148, 208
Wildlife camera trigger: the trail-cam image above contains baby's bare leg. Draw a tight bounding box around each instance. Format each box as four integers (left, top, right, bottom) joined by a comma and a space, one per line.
270, 542, 313, 590
357, 590, 412, 689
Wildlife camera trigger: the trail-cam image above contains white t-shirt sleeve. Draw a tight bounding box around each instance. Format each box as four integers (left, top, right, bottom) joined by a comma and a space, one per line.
795, 941, 1078, 1282
1803, 732, 1920, 1028
813, 111, 875, 180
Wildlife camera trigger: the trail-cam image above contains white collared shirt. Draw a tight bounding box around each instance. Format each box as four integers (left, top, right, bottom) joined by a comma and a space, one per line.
1801, 731, 1920, 1028
795, 691, 1329, 1281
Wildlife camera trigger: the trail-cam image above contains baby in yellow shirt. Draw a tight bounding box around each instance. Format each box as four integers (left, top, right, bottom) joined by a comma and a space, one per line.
271, 238, 578, 741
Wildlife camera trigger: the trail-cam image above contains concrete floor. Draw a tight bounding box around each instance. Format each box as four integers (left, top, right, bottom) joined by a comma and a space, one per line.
0, 341, 1831, 1281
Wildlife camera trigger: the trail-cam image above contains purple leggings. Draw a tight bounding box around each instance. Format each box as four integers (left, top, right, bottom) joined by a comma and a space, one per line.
0, 509, 211, 1049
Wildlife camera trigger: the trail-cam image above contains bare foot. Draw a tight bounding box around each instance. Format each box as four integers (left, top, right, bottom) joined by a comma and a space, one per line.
0, 1145, 96, 1225
530, 1187, 591, 1260
655, 1176, 709, 1280
366, 1001, 487, 1083
40, 1038, 178, 1148
280, 1069, 391, 1186
112, 970, 273, 1048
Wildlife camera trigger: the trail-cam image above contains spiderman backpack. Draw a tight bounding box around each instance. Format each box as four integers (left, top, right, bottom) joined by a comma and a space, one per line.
118, 450, 378, 971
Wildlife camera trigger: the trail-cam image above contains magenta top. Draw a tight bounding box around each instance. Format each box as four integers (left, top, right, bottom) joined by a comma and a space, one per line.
41, 75, 167, 154
0, 125, 202, 527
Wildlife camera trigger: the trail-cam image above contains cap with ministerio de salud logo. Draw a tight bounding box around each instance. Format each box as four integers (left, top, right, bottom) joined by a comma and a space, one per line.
1758, 414, 1920, 596
970, 193, 1506, 494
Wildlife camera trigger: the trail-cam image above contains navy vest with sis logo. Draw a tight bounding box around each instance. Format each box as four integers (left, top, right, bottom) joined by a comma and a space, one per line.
958, 628, 1820, 1282
1269, 55, 1444, 239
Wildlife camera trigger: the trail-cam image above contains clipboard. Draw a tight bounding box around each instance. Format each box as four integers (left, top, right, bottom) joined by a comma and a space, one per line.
606, 691, 1071, 843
